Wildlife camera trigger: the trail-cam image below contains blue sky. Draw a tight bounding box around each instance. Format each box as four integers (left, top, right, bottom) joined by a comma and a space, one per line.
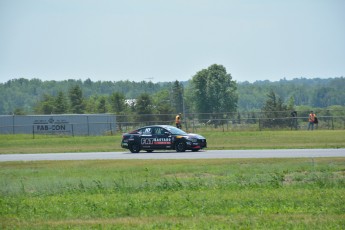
0, 0, 344, 83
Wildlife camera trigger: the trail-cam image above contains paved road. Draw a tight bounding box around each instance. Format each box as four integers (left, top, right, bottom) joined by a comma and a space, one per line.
1, 149, 345, 162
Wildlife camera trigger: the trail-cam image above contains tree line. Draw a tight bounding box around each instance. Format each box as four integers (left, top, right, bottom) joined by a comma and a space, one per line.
238, 77, 345, 110
1, 64, 344, 129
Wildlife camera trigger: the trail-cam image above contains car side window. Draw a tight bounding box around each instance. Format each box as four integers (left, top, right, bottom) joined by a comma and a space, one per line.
160, 128, 170, 135
143, 128, 152, 135
154, 128, 164, 135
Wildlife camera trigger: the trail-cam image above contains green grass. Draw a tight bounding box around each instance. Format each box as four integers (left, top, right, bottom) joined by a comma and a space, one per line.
0, 134, 119, 154
1, 131, 344, 228
1, 158, 345, 229
205, 130, 345, 149
1, 130, 345, 154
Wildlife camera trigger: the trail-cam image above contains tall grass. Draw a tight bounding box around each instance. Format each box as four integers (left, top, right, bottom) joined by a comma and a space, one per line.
1, 130, 345, 154
1, 158, 345, 229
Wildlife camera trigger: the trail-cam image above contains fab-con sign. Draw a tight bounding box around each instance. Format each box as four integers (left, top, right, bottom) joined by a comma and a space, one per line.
34, 117, 70, 134
36, 124, 66, 131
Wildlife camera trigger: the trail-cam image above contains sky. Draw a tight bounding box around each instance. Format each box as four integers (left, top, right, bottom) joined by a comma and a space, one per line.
0, 0, 344, 83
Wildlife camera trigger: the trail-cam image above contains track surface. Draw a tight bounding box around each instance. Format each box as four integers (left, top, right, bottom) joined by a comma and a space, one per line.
1, 149, 345, 162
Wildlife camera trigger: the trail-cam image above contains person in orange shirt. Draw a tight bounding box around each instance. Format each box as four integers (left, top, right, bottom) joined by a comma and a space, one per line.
175, 113, 182, 129
308, 111, 316, 130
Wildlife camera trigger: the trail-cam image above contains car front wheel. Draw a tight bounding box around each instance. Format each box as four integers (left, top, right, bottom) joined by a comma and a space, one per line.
175, 142, 186, 152
129, 143, 140, 153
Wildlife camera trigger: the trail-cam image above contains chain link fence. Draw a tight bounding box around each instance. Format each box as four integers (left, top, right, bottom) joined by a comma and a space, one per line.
116, 110, 345, 133
1, 110, 344, 136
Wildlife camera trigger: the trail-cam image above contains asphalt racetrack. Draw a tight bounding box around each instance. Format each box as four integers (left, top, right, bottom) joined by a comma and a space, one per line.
1, 149, 345, 162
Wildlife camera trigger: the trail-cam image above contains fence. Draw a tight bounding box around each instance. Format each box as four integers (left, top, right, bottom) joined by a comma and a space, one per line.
115, 110, 345, 133
1, 110, 344, 136
0, 114, 116, 136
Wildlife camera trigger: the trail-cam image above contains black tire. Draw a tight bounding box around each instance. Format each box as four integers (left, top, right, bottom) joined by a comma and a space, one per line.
175, 141, 186, 152
129, 143, 140, 153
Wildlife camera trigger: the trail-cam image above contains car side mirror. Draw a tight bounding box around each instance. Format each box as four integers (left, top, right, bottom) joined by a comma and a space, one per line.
164, 132, 170, 136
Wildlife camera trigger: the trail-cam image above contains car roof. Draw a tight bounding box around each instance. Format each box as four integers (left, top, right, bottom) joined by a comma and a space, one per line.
140, 125, 174, 129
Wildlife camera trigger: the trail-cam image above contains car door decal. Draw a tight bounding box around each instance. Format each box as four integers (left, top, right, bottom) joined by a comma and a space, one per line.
141, 138, 154, 145
153, 138, 171, 145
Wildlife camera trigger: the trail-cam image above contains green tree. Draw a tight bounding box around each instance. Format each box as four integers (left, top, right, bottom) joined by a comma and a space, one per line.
261, 90, 290, 128
69, 85, 85, 114
171, 80, 183, 114
190, 64, 238, 123
191, 69, 208, 119
152, 89, 174, 124
34, 94, 55, 114
287, 96, 295, 111
97, 96, 107, 113
312, 87, 332, 107
54, 91, 69, 114
109, 92, 127, 114
13, 108, 26, 115
135, 93, 154, 124
84, 95, 99, 114
109, 92, 128, 131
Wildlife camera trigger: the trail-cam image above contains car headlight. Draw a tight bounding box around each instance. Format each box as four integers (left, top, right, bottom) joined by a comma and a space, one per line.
187, 137, 198, 142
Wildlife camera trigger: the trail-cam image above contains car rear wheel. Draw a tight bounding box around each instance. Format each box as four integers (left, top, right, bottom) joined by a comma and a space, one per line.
175, 142, 186, 152
129, 143, 140, 153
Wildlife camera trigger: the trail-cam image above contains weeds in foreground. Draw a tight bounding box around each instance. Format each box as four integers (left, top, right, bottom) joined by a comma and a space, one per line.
1, 158, 345, 229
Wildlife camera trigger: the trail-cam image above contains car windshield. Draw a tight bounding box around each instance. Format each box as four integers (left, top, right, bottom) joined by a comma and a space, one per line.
164, 126, 187, 135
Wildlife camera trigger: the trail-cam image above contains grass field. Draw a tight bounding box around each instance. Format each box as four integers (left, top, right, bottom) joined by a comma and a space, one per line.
1, 130, 345, 154
1, 131, 344, 229
1, 158, 345, 229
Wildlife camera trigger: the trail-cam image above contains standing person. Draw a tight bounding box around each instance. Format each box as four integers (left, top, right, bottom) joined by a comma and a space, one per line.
314, 115, 318, 129
291, 110, 298, 130
175, 113, 182, 129
308, 111, 315, 130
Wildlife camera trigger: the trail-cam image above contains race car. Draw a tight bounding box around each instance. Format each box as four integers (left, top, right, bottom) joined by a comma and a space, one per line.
121, 125, 207, 153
